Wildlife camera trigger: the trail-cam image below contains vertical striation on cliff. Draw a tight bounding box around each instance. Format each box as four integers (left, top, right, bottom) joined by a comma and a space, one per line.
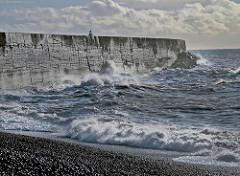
0, 32, 196, 88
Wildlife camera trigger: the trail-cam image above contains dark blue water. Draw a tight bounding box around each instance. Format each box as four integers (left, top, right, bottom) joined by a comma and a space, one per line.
0, 49, 240, 167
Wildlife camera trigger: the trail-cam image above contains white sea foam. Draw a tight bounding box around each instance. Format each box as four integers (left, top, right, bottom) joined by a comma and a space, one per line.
174, 155, 240, 168
230, 67, 240, 74
174, 149, 240, 167
0, 88, 32, 97
216, 151, 240, 163
0, 112, 59, 132
66, 116, 240, 167
66, 117, 213, 153
215, 79, 232, 85
0, 103, 60, 132
195, 54, 211, 66
55, 60, 140, 89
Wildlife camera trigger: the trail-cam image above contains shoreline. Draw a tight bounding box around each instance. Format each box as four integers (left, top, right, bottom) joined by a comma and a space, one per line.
0, 131, 239, 176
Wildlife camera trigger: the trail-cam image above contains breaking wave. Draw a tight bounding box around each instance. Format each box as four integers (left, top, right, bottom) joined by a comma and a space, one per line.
1, 49, 240, 168
230, 67, 240, 75
52, 60, 141, 91
66, 117, 212, 153
195, 54, 211, 66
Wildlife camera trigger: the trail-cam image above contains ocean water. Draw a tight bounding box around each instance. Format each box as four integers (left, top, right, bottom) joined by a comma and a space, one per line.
0, 49, 240, 167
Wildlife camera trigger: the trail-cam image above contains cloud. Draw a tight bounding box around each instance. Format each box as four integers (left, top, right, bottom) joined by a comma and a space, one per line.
0, 0, 239, 49
0, 0, 32, 5
116, 0, 211, 10
89, 0, 127, 16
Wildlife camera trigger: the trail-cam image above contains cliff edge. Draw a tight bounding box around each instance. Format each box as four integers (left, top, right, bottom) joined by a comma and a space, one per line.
0, 32, 198, 88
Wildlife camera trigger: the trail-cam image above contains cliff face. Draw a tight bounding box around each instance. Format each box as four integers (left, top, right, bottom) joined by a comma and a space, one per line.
0, 32, 193, 88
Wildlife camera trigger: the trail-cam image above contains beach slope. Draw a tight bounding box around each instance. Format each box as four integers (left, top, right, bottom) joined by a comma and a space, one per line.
0, 132, 239, 176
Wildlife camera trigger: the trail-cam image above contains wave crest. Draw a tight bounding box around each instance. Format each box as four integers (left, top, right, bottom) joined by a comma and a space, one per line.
67, 118, 212, 153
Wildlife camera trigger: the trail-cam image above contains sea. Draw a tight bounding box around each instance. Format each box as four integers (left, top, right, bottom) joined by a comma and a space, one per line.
0, 49, 239, 167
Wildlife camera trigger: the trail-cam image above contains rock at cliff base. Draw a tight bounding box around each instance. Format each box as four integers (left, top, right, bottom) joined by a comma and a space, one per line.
171, 52, 199, 69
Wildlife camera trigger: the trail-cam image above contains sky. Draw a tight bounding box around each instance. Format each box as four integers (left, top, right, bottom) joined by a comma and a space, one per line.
0, 0, 239, 49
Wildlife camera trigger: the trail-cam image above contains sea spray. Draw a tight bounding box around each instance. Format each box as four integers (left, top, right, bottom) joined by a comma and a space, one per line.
0, 49, 240, 168
67, 117, 213, 153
